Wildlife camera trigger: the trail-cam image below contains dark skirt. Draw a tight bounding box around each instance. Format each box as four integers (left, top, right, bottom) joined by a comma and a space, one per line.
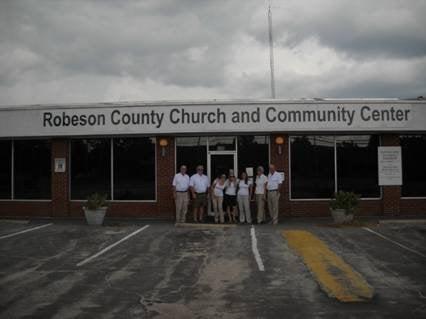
224, 194, 237, 209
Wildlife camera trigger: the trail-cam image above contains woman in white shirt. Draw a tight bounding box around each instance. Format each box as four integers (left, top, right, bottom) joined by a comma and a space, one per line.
211, 174, 226, 223
237, 171, 253, 224
224, 174, 238, 223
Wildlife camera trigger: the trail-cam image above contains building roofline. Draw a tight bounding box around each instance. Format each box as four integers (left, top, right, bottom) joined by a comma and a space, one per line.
0, 97, 425, 111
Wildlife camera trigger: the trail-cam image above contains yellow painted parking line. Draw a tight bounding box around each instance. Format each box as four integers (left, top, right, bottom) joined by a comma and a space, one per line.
175, 223, 236, 228
283, 230, 374, 302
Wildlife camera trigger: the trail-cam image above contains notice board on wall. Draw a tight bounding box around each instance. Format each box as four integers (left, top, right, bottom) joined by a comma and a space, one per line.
378, 146, 402, 186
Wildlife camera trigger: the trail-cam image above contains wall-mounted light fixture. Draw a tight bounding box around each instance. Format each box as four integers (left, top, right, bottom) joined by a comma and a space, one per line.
159, 138, 169, 157
275, 136, 284, 155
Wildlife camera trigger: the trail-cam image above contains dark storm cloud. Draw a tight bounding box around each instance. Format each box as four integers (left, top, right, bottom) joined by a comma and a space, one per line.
0, 0, 256, 86
0, 0, 424, 105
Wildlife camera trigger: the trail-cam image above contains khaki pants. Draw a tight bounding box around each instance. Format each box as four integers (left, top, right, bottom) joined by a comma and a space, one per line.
212, 196, 224, 223
267, 191, 280, 224
256, 194, 266, 223
175, 192, 189, 223
238, 195, 251, 223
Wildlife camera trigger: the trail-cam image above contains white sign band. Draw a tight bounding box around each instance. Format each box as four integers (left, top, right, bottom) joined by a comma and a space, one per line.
0, 101, 425, 137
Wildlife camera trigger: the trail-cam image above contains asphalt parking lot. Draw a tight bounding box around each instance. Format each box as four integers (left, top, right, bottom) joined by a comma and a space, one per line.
0, 219, 425, 318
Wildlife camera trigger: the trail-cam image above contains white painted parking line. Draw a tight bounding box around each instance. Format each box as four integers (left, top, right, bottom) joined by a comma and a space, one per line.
363, 227, 426, 258
250, 226, 265, 271
0, 223, 52, 240
77, 225, 150, 267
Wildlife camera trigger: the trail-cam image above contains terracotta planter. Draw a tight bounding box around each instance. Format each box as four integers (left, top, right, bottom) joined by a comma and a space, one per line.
83, 207, 107, 225
330, 208, 354, 224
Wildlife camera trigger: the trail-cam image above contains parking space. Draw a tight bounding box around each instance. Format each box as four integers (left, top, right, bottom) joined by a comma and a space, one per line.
0, 220, 425, 318
0, 219, 33, 237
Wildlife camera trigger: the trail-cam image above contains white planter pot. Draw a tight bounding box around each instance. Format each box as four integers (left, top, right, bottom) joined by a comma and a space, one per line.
83, 207, 107, 225
331, 208, 351, 224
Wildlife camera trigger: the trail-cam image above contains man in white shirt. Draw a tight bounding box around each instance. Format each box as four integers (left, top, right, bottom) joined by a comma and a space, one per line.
266, 164, 284, 225
189, 165, 210, 223
255, 166, 268, 224
172, 165, 190, 223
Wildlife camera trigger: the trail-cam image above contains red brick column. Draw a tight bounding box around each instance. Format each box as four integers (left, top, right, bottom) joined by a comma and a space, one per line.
381, 134, 401, 216
156, 136, 175, 218
270, 134, 291, 217
51, 139, 69, 217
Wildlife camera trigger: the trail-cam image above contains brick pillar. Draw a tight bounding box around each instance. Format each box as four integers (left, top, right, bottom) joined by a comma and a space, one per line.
270, 134, 291, 216
51, 139, 69, 217
381, 134, 401, 216
156, 136, 175, 218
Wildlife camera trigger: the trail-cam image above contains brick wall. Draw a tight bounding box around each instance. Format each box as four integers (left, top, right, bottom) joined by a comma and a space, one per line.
270, 134, 291, 217
381, 134, 401, 216
0, 134, 425, 219
51, 139, 69, 217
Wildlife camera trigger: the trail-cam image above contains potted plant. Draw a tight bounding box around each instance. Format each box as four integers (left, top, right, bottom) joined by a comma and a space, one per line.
329, 191, 359, 224
83, 193, 109, 225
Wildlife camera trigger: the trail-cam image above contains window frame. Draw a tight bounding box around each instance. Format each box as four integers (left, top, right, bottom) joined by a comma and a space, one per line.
69, 136, 157, 202
289, 135, 382, 201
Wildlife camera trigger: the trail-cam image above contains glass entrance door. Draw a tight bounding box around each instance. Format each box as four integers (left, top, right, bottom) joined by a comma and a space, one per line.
207, 152, 237, 216
209, 154, 236, 182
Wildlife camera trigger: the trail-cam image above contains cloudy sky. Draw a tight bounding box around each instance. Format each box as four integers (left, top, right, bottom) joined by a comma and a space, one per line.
0, 0, 425, 106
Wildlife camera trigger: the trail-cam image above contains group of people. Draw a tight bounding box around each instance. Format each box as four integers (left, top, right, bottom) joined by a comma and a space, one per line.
172, 164, 284, 225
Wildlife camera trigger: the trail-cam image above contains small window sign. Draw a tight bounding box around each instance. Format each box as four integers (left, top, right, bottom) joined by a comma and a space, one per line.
378, 146, 402, 186
246, 167, 254, 177
54, 158, 66, 173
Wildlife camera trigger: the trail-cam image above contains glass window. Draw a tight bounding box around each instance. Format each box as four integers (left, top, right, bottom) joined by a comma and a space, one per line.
208, 136, 236, 151
336, 135, 380, 197
401, 135, 426, 197
290, 136, 335, 199
71, 139, 111, 200
14, 140, 51, 199
113, 137, 156, 200
238, 136, 269, 176
0, 140, 12, 199
176, 137, 207, 175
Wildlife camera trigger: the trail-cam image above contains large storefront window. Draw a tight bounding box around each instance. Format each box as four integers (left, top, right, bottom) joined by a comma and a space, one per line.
113, 137, 156, 200
71, 139, 111, 200
14, 140, 51, 199
401, 135, 426, 197
290, 136, 335, 199
238, 136, 269, 176
71, 137, 157, 201
336, 135, 380, 197
290, 135, 381, 199
0, 140, 12, 199
176, 137, 207, 175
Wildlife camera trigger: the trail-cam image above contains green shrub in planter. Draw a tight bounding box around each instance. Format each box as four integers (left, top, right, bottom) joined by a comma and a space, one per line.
85, 193, 109, 210
329, 191, 360, 224
83, 193, 109, 225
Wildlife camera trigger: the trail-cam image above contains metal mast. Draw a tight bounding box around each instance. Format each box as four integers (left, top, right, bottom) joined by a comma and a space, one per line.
268, 3, 276, 99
